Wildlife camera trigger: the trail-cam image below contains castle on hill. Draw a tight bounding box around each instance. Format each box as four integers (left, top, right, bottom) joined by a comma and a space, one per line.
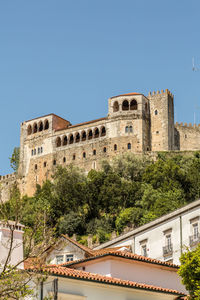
1, 89, 200, 199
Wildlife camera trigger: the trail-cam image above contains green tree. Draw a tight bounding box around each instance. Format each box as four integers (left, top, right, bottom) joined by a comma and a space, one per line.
9, 147, 20, 172
178, 244, 200, 299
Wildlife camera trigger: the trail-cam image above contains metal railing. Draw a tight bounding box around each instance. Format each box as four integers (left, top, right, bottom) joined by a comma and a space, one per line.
163, 244, 173, 257
189, 234, 200, 247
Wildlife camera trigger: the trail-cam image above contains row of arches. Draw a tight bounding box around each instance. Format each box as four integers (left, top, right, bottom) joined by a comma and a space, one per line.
113, 99, 138, 112
55, 126, 106, 147
27, 120, 49, 135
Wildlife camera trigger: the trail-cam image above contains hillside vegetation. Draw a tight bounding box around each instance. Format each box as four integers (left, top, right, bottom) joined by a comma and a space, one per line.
1, 152, 200, 247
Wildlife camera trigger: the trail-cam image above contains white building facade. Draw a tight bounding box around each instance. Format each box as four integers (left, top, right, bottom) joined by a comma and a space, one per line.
94, 199, 200, 265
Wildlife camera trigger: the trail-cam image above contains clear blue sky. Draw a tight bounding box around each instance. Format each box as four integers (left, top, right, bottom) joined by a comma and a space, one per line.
1, 0, 200, 175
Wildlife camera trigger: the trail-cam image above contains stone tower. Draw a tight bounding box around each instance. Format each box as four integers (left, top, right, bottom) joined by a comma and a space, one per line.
148, 90, 174, 151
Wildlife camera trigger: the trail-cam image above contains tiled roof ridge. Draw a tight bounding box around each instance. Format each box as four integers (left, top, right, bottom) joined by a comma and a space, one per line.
62, 235, 94, 256
43, 265, 185, 296
63, 250, 179, 269
55, 117, 107, 132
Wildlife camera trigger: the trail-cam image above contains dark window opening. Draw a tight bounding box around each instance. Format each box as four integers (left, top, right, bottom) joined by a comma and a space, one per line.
122, 100, 129, 111
63, 136, 67, 146
93, 149, 96, 155
53, 159, 56, 166
31, 150, 34, 156
73, 154, 76, 160
44, 162, 47, 167
69, 134, 74, 144
81, 131, 86, 141
128, 143, 131, 150
155, 110, 158, 115
34, 149, 36, 155
113, 101, 119, 112
39, 122, 43, 132
63, 157, 66, 163
75, 133, 80, 143
44, 120, 49, 130
38, 147, 40, 154
88, 130, 93, 140
83, 152, 86, 158
27, 125, 32, 135
129, 126, 133, 133
103, 147, 107, 153
101, 126, 106, 137
35, 164, 37, 170
114, 144, 117, 151
33, 123, 37, 133
130, 99, 137, 110
125, 126, 129, 133
94, 128, 99, 138
56, 137, 61, 147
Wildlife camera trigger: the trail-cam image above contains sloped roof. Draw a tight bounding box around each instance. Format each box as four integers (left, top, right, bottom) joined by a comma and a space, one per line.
64, 250, 179, 270
41, 265, 184, 296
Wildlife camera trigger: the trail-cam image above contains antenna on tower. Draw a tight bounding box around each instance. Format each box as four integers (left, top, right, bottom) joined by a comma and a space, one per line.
192, 57, 198, 71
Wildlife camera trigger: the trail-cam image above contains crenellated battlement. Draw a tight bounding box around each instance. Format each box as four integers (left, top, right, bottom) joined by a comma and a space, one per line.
148, 89, 173, 98
175, 122, 200, 129
0, 173, 16, 182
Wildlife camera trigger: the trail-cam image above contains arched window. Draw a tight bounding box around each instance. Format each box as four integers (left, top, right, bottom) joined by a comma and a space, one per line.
94, 128, 99, 138
31, 149, 34, 156
73, 154, 76, 160
83, 152, 86, 158
33, 123, 38, 133
114, 144, 117, 151
75, 132, 80, 143
129, 126, 133, 133
44, 162, 47, 167
88, 130, 93, 140
38, 121, 43, 132
122, 100, 129, 111
27, 125, 32, 135
69, 134, 74, 144
44, 120, 49, 130
41, 147, 43, 153
113, 101, 119, 112
38, 147, 40, 154
101, 126, 106, 137
34, 149, 36, 155
63, 136, 67, 146
103, 147, 107, 153
127, 143, 131, 150
81, 131, 86, 141
130, 99, 137, 110
93, 149, 96, 155
155, 110, 158, 115
125, 126, 129, 133
56, 137, 61, 147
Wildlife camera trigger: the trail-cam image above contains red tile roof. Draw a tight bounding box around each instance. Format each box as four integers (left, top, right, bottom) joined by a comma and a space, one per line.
41, 265, 185, 296
64, 250, 179, 269
62, 235, 94, 256
111, 92, 145, 99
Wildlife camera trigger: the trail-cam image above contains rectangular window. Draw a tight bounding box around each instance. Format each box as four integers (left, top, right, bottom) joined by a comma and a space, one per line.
66, 254, 74, 262
193, 223, 199, 240
56, 255, 64, 264
142, 245, 147, 257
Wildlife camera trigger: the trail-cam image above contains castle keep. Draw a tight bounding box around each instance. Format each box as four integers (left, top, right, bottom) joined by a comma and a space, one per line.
1, 89, 200, 199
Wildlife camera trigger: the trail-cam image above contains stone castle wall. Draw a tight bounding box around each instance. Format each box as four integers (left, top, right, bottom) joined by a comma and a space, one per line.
2, 89, 200, 198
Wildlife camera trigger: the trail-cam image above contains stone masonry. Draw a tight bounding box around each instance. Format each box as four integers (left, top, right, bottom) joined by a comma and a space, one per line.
1, 89, 200, 199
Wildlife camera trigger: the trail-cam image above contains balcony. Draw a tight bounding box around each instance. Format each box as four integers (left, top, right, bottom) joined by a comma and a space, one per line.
163, 244, 173, 257
189, 234, 200, 248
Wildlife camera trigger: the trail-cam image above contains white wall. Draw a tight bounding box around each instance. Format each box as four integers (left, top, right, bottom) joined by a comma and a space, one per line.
39, 276, 178, 300
77, 257, 186, 294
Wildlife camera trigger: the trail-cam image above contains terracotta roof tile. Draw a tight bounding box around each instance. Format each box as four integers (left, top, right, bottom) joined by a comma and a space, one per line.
41, 265, 185, 296
64, 250, 179, 269
62, 235, 94, 256
55, 117, 107, 132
